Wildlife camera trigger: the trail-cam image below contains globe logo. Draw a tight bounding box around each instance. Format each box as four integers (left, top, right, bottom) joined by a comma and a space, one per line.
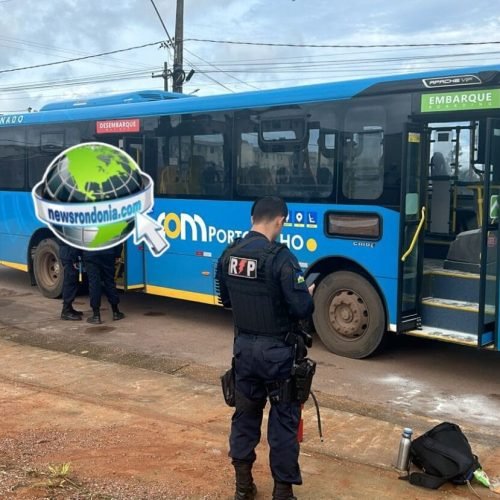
32, 142, 169, 255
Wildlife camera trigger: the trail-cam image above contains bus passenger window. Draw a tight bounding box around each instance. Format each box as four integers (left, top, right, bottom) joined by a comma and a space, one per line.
26, 127, 81, 188
236, 113, 335, 199
156, 114, 230, 197
342, 106, 386, 201
0, 129, 26, 189
238, 132, 275, 196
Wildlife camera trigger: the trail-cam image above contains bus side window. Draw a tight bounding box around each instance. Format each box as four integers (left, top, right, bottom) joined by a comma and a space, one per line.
342, 106, 386, 201
236, 106, 337, 200
0, 128, 26, 190
238, 131, 276, 197
26, 127, 80, 188
156, 113, 229, 198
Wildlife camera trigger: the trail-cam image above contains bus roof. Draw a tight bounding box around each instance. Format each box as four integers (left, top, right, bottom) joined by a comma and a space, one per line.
39, 90, 191, 111
2, 64, 500, 127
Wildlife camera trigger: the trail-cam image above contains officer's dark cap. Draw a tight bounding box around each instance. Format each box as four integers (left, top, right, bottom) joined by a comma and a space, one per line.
251, 196, 288, 222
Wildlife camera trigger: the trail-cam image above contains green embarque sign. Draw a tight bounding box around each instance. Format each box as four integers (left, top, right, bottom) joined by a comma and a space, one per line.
421, 89, 500, 113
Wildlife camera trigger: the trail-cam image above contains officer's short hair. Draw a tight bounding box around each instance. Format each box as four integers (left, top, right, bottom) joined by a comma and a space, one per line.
251, 197, 288, 223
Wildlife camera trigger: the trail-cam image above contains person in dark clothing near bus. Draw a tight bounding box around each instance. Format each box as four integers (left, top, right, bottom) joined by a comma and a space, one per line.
83, 245, 124, 324
59, 242, 83, 321
217, 197, 315, 500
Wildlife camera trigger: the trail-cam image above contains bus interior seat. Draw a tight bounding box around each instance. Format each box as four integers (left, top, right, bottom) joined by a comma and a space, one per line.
429, 153, 453, 235
317, 167, 332, 186
202, 162, 223, 195
444, 228, 497, 273
245, 165, 273, 195
159, 165, 187, 195
276, 166, 290, 184
187, 155, 205, 194
430, 152, 450, 176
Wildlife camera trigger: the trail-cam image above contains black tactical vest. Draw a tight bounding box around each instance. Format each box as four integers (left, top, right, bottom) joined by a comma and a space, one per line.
221, 236, 291, 336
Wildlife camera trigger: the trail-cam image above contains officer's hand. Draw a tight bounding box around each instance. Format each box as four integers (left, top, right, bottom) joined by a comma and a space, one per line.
308, 284, 316, 296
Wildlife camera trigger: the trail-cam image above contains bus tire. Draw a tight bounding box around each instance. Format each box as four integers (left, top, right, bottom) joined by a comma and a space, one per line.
313, 271, 385, 359
33, 238, 63, 299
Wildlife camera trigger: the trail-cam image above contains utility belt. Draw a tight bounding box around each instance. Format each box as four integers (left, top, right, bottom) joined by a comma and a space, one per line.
221, 328, 316, 407
236, 327, 289, 340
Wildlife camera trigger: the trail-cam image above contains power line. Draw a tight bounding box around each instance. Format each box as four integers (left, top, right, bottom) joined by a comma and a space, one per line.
148, 0, 234, 93
182, 50, 500, 69
0, 68, 160, 94
184, 37, 500, 49
0, 35, 153, 70
149, 0, 175, 46
184, 47, 260, 90
0, 40, 166, 75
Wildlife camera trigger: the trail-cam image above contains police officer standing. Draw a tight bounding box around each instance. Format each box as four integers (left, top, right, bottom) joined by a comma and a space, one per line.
83, 245, 124, 324
59, 241, 83, 321
217, 197, 314, 500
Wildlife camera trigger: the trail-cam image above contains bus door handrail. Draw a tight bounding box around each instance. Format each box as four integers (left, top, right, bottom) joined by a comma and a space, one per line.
401, 207, 426, 262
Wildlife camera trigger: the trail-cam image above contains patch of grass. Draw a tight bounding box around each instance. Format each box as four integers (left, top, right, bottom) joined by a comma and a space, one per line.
32, 462, 79, 489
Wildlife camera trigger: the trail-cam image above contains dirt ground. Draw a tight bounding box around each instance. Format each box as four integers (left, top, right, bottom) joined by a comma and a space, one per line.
0, 339, 499, 500
1, 267, 500, 498
1, 265, 499, 438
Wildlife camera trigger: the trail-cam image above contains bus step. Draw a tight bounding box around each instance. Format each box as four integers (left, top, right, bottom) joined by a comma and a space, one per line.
404, 326, 479, 347
421, 297, 494, 334
422, 268, 480, 303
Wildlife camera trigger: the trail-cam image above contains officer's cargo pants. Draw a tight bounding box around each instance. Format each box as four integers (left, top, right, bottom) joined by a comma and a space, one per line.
84, 256, 120, 310
61, 258, 78, 306
230, 333, 302, 485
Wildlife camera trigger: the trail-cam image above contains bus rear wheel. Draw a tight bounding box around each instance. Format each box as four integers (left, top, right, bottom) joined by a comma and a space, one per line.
33, 238, 63, 299
313, 271, 385, 359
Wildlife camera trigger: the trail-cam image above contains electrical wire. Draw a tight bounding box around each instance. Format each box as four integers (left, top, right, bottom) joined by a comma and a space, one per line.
183, 50, 500, 69
0, 40, 166, 75
183, 47, 260, 90
0, 67, 160, 93
184, 37, 500, 49
0, 35, 153, 70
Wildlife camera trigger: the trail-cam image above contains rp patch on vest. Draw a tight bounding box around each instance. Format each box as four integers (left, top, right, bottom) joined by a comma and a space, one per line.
228, 256, 257, 279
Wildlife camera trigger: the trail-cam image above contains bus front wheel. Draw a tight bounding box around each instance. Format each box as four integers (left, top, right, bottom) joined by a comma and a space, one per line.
33, 238, 63, 299
313, 271, 385, 359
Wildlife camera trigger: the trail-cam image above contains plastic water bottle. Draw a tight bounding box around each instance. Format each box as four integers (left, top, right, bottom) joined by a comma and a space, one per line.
395, 428, 413, 471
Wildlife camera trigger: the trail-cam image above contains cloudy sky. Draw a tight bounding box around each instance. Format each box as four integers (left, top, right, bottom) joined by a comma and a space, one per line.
0, 0, 499, 112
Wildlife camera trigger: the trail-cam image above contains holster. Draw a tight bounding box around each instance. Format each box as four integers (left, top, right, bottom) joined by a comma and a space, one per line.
265, 358, 316, 405
220, 358, 236, 407
266, 378, 295, 405
292, 357, 316, 404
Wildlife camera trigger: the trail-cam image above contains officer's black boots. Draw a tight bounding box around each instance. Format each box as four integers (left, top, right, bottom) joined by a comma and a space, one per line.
61, 303, 82, 321
112, 305, 125, 321
69, 305, 83, 317
87, 309, 102, 324
233, 461, 257, 500
272, 481, 296, 500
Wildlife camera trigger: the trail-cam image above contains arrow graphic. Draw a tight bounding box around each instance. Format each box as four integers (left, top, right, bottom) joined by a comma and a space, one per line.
134, 212, 170, 257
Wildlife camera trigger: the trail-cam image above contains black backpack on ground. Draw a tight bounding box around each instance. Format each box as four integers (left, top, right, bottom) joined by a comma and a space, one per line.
408, 422, 480, 489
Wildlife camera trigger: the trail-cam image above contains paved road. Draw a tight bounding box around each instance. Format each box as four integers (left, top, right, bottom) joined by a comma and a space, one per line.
1, 266, 499, 434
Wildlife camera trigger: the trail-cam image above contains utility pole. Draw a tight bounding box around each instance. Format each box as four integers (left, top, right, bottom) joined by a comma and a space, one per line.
172, 0, 184, 93
151, 0, 192, 93
152, 61, 169, 91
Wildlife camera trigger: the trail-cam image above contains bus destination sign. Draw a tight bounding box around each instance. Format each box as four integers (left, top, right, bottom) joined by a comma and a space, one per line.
421, 89, 500, 113
96, 118, 141, 134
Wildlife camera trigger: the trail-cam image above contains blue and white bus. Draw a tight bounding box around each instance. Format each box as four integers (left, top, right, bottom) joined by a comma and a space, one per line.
1, 65, 500, 358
